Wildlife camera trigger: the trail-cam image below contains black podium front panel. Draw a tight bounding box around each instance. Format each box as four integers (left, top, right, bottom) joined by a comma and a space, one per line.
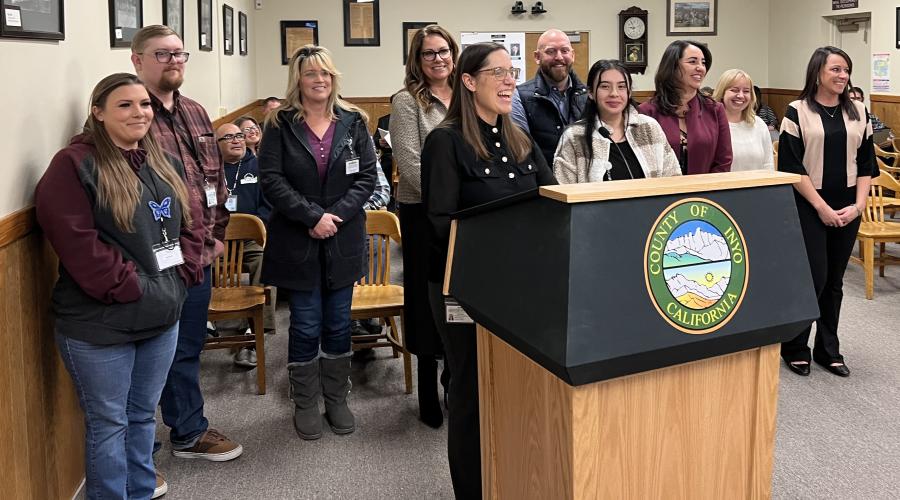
449, 183, 818, 386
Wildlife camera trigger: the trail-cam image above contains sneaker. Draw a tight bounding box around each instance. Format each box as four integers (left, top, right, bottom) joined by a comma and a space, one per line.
152, 470, 168, 499
234, 347, 257, 368
171, 429, 243, 461
206, 321, 218, 338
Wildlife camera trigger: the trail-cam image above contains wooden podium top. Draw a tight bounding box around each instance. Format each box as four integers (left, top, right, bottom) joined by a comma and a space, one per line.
539, 170, 800, 204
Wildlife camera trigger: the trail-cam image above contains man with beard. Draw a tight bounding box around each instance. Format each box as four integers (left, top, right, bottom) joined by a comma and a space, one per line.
511, 29, 589, 165
130, 26, 242, 488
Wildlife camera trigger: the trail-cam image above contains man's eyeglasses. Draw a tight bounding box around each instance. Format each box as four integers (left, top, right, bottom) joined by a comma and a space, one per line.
217, 133, 245, 142
140, 50, 191, 64
242, 126, 260, 134
478, 67, 521, 81
421, 48, 452, 62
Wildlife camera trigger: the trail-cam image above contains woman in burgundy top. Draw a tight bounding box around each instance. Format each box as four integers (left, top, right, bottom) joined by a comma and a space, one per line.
639, 40, 732, 174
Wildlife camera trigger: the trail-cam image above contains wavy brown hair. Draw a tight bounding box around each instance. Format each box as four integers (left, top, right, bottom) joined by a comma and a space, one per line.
403, 25, 460, 109
441, 43, 531, 162
85, 73, 192, 232
266, 45, 367, 127
651, 40, 715, 116
798, 46, 859, 121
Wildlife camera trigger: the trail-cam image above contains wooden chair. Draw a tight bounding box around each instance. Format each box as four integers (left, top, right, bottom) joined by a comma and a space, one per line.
351, 210, 412, 394
850, 171, 900, 300
874, 143, 898, 165
205, 213, 269, 394
877, 155, 900, 181
772, 140, 778, 167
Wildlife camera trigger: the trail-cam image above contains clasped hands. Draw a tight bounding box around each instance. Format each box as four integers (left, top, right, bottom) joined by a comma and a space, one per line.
309, 213, 343, 239
817, 204, 860, 228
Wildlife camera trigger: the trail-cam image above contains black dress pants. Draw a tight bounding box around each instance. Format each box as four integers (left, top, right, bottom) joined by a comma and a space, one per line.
428, 281, 481, 500
782, 192, 860, 364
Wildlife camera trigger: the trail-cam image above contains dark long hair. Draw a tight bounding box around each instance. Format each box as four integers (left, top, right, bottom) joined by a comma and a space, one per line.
440, 42, 531, 162
798, 46, 859, 121
579, 59, 636, 166
651, 40, 714, 116
403, 25, 460, 109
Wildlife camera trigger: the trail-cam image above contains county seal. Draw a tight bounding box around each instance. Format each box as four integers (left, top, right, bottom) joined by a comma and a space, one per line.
644, 198, 748, 334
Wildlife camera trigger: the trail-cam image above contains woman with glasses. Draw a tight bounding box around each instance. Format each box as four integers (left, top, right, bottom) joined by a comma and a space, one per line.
34, 73, 202, 499
258, 45, 376, 440
234, 115, 262, 155
421, 42, 556, 499
777, 47, 875, 378
389, 24, 460, 429
554, 59, 681, 183
639, 40, 732, 174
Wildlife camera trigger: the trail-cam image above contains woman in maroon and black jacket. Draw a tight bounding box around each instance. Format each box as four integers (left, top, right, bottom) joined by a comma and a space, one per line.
35, 73, 202, 500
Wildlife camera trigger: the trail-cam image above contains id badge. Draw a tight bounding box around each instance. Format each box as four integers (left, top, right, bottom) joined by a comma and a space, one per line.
225, 194, 238, 212
204, 184, 217, 207
345, 158, 360, 175
445, 297, 474, 324
152, 240, 184, 271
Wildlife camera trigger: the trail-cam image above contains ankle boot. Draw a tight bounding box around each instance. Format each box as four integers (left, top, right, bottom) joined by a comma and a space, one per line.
320, 356, 356, 434
287, 361, 322, 440
417, 355, 443, 428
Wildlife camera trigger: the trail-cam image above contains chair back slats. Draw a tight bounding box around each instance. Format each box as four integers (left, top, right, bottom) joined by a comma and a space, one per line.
212, 213, 266, 288
359, 211, 401, 287
864, 171, 900, 223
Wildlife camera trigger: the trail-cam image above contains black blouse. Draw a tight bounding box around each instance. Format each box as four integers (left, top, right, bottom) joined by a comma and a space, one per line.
607, 140, 645, 181
421, 118, 557, 282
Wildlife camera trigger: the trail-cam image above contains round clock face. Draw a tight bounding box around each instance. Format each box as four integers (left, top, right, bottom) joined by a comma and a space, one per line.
624, 17, 646, 40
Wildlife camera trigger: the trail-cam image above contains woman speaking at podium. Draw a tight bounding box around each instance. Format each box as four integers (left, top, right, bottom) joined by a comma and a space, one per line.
777, 46, 875, 378
553, 59, 681, 183
421, 42, 556, 498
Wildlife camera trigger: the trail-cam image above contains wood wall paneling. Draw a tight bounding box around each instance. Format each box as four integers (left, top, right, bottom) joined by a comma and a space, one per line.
871, 94, 900, 132
761, 88, 801, 125
0, 208, 84, 500
524, 31, 590, 84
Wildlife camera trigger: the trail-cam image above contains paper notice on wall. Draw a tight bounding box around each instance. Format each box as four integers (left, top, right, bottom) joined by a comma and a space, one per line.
4, 7, 22, 27
873, 53, 890, 92
460, 32, 527, 84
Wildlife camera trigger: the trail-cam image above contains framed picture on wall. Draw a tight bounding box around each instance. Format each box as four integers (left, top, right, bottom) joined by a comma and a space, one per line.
198, 0, 212, 51
343, 0, 379, 46
401, 21, 434, 64
0, 0, 65, 40
239, 11, 247, 55
163, 0, 183, 40
280, 20, 318, 65
223, 4, 233, 55
667, 0, 717, 36
109, 0, 143, 48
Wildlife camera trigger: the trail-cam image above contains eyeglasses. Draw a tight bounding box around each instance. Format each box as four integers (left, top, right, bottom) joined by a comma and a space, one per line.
242, 126, 260, 134
540, 47, 572, 58
478, 67, 521, 81
297, 46, 322, 58
217, 133, 245, 142
421, 48, 452, 62
139, 50, 190, 63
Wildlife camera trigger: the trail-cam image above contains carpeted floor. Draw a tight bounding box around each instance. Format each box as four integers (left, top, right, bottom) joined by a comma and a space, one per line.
149, 241, 900, 500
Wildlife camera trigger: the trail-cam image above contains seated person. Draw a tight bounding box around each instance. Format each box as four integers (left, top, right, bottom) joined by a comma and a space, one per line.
849, 86, 887, 131
215, 123, 273, 368
373, 112, 394, 210
263, 96, 282, 116
753, 85, 779, 131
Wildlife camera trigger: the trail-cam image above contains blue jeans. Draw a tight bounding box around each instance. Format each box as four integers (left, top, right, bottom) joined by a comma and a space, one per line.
159, 266, 211, 448
56, 324, 178, 500
288, 284, 353, 363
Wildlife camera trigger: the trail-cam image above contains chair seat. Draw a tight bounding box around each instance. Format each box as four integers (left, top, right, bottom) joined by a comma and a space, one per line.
857, 221, 900, 238
351, 284, 404, 312
209, 286, 266, 312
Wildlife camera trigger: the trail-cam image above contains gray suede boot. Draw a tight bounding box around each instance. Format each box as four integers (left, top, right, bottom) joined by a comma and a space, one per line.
320, 356, 355, 434
287, 361, 322, 440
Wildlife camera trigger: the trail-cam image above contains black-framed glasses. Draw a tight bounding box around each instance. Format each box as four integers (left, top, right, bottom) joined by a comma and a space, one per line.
139, 50, 190, 63
421, 48, 452, 62
478, 67, 520, 81
217, 133, 245, 142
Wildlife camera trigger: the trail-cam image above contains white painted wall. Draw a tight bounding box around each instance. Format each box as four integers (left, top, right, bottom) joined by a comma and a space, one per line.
0, 0, 257, 218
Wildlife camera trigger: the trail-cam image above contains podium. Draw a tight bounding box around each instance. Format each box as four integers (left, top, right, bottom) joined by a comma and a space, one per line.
444, 171, 818, 499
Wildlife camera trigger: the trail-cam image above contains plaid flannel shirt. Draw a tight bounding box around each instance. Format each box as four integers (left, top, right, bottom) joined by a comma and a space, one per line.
149, 91, 229, 267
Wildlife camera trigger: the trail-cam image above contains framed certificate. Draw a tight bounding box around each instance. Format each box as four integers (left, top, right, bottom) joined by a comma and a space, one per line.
1, 0, 65, 40
343, 0, 379, 47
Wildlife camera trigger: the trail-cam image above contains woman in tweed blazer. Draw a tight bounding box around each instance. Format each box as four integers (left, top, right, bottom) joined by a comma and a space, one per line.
555, 60, 681, 183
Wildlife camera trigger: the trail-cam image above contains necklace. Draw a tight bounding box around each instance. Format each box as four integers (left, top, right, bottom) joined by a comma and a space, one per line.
822, 105, 839, 119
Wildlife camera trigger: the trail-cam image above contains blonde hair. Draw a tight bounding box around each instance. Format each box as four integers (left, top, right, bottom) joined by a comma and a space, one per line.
266, 45, 367, 127
713, 69, 758, 125
403, 25, 460, 109
131, 24, 180, 53
85, 73, 192, 232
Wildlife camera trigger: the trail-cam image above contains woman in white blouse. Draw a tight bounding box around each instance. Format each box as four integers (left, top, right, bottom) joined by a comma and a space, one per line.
713, 69, 773, 171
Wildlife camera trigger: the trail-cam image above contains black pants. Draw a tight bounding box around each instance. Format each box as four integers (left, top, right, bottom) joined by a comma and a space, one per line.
782, 192, 860, 364
399, 203, 443, 356
428, 281, 481, 500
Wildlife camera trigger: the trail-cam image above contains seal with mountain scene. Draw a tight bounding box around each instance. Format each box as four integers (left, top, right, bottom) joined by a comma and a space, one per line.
644, 198, 748, 335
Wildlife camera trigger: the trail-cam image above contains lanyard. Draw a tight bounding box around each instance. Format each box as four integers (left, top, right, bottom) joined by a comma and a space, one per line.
226, 158, 243, 195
